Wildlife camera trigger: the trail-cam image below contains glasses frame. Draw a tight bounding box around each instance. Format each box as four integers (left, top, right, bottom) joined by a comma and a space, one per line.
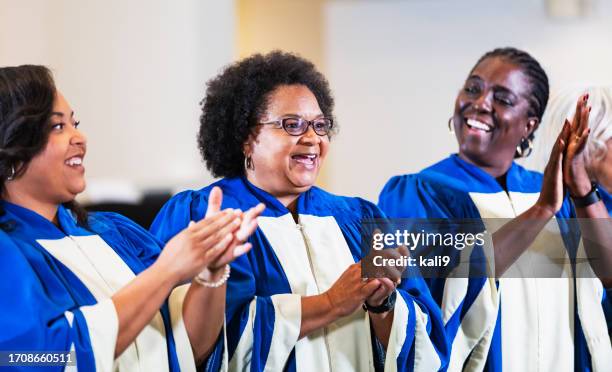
259, 116, 334, 136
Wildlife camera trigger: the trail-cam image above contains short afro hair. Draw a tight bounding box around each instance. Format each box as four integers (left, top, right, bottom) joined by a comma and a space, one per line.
198, 51, 335, 178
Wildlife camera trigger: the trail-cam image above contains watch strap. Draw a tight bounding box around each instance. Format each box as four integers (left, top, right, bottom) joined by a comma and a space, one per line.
363, 290, 397, 313
571, 183, 601, 208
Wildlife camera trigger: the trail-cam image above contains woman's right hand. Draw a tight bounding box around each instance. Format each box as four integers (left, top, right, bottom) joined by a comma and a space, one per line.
300, 263, 380, 339
563, 94, 593, 197
325, 263, 381, 318
111, 188, 243, 357
157, 205, 242, 284
536, 119, 570, 216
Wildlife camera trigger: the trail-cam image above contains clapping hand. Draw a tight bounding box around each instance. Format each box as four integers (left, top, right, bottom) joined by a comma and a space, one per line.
199, 186, 265, 278
562, 93, 593, 197
362, 230, 408, 307
537, 116, 568, 216
159, 186, 264, 283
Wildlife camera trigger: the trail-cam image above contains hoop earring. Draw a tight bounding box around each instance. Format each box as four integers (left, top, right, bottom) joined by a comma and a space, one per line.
244, 155, 254, 171
6, 165, 15, 181
515, 137, 533, 158
448, 117, 455, 134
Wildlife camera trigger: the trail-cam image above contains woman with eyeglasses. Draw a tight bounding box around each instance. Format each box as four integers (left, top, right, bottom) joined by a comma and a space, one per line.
150, 51, 449, 371
379, 47, 612, 371
0, 65, 263, 371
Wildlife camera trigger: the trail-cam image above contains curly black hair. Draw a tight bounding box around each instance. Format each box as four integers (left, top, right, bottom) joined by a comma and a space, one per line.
0, 65, 88, 230
198, 51, 335, 178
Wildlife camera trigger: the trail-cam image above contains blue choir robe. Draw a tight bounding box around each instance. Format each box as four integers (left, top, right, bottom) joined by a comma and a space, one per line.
150, 177, 449, 372
378, 154, 612, 372
0, 201, 219, 372
601, 188, 612, 337
603, 188, 612, 215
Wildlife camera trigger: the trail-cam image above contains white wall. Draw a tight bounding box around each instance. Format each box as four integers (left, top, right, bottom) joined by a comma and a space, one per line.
0, 0, 235, 200
4, 0, 612, 203
324, 0, 612, 202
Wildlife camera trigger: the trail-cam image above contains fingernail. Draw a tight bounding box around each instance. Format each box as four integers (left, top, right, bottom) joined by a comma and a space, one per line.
234, 243, 251, 256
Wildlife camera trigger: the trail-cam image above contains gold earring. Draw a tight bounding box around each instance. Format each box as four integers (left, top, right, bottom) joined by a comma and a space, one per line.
6, 165, 15, 181
244, 155, 254, 171
515, 137, 533, 158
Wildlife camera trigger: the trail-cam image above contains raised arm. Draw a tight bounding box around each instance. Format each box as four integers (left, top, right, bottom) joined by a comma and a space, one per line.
492, 119, 568, 277
112, 206, 242, 358
563, 95, 612, 282
181, 187, 264, 364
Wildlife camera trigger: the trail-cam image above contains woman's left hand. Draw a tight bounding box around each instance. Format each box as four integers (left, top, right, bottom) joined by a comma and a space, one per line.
364, 244, 408, 307
535, 119, 568, 216
365, 278, 396, 307
563, 94, 593, 197
198, 187, 265, 281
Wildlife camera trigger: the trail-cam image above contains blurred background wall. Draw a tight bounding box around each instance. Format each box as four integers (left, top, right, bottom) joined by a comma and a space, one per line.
2, 0, 612, 209
324, 0, 612, 200
0, 0, 235, 203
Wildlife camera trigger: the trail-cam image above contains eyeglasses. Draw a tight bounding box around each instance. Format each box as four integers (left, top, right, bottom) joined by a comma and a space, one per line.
259, 116, 334, 136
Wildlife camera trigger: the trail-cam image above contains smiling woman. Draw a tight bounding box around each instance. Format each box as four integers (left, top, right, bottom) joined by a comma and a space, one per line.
5, 92, 87, 222
0, 65, 264, 371
451, 48, 549, 179
245, 84, 330, 204
150, 51, 449, 371
453, 56, 541, 176
379, 47, 612, 371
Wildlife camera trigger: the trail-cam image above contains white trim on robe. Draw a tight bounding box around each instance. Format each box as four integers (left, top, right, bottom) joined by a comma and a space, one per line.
467, 190, 612, 372
168, 284, 197, 372
229, 300, 257, 370
575, 244, 612, 372
267, 294, 302, 371
257, 214, 371, 372
37, 235, 194, 372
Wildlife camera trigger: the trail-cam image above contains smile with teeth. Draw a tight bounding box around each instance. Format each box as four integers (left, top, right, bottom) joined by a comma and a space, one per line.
292, 154, 318, 167
466, 119, 493, 133
65, 157, 83, 167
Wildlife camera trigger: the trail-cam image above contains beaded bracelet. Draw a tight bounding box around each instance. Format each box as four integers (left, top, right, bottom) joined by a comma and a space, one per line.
193, 265, 231, 288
